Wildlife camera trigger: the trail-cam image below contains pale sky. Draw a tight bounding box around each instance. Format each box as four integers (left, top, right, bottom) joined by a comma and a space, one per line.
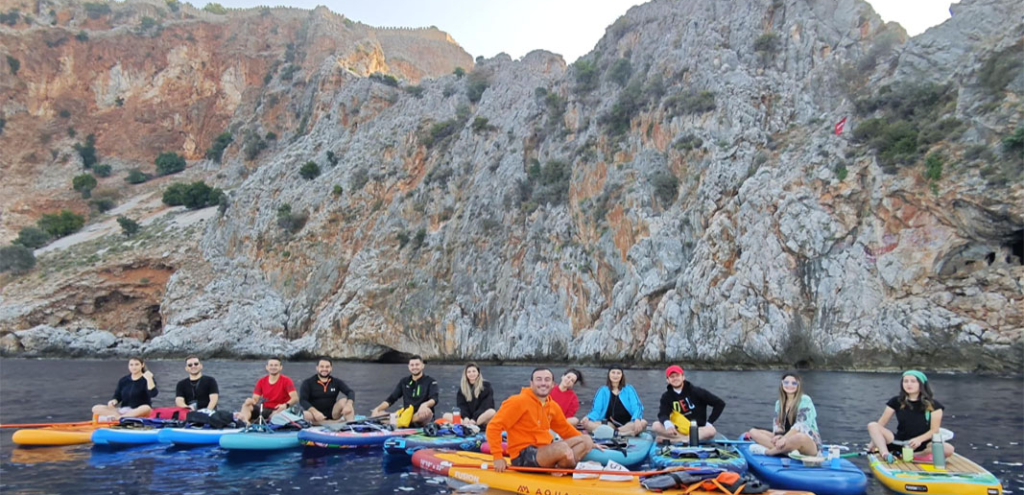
197, 0, 956, 62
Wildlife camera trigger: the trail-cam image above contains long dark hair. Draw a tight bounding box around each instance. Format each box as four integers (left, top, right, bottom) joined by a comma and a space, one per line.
898, 375, 935, 413
778, 372, 804, 428
605, 366, 626, 391
129, 356, 147, 374
564, 368, 585, 387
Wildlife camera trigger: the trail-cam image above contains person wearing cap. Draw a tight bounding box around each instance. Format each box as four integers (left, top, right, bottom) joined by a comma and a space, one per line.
652, 365, 725, 443
866, 370, 954, 462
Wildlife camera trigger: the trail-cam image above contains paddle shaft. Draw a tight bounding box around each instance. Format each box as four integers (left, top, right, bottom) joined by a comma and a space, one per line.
0, 420, 114, 429
448, 462, 709, 477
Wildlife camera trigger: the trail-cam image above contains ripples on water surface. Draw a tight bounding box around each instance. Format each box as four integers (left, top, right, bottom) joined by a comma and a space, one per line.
1, 359, 1021, 494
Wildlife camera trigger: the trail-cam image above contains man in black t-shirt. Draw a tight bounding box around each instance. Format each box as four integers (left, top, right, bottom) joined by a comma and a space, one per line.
175, 356, 220, 410
370, 355, 439, 426
299, 357, 355, 423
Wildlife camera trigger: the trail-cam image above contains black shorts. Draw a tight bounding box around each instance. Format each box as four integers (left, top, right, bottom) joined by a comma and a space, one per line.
251, 405, 275, 421
888, 441, 930, 453
511, 446, 540, 468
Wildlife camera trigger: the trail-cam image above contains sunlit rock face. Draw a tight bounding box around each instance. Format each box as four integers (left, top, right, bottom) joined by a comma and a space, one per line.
1, 0, 1020, 373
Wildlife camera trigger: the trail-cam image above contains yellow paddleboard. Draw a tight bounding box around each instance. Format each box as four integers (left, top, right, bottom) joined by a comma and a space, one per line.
869, 453, 1002, 495
12, 425, 99, 446
413, 449, 814, 495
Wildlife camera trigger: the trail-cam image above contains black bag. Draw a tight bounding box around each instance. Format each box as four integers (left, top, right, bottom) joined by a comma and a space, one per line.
186, 410, 238, 429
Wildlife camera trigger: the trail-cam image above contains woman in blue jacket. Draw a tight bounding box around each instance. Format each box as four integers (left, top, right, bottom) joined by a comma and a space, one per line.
582, 366, 647, 436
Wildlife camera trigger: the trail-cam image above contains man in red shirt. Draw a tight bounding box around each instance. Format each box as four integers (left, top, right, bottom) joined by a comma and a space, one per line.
238, 357, 299, 424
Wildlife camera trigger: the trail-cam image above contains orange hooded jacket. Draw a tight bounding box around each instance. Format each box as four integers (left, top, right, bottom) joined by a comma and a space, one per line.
485, 387, 581, 461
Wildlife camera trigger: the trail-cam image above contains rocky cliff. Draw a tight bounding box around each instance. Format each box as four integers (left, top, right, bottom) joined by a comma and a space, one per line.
1, 0, 1021, 373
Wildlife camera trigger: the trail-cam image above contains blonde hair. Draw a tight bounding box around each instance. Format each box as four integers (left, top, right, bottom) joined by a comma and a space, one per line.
460, 363, 484, 402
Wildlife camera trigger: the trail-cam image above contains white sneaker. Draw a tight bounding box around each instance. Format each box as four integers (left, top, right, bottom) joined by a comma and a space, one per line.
749, 444, 769, 456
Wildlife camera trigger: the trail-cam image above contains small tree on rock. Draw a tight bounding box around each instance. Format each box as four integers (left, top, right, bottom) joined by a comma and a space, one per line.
0, 245, 35, 274
117, 216, 140, 236
14, 226, 50, 249
299, 161, 320, 180
72, 173, 98, 198
155, 152, 186, 176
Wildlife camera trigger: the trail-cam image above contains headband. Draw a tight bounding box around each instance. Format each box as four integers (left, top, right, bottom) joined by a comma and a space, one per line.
903, 370, 928, 384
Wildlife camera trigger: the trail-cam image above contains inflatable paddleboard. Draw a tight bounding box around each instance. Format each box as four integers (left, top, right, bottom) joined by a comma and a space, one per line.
92, 427, 162, 446
649, 443, 748, 473
582, 432, 655, 468
219, 431, 300, 450
411, 449, 813, 495
157, 427, 243, 446
384, 433, 483, 456
13, 426, 96, 446
737, 438, 867, 495
297, 426, 419, 448
869, 453, 1002, 495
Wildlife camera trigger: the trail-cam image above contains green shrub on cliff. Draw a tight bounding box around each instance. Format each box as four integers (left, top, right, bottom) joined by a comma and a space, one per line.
125, 168, 150, 184
205, 132, 233, 162
73, 134, 98, 169
155, 152, 186, 176
163, 181, 224, 209
117, 216, 140, 237
13, 227, 50, 249
299, 161, 320, 180
72, 173, 98, 198
202, 3, 227, 14
0, 245, 35, 274
37, 210, 84, 238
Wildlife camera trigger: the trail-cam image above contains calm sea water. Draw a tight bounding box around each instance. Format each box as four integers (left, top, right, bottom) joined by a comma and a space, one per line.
1, 359, 1021, 494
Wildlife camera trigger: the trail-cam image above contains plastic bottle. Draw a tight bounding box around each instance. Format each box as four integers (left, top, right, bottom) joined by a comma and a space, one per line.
452, 408, 462, 425
932, 433, 946, 469
829, 445, 840, 468
688, 420, 699, 446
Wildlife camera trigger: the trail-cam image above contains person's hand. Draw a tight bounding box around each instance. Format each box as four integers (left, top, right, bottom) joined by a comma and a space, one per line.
417, 405, 430, 417
370, 408, 383, 417
107, 399, 118, 407
142, 370, 154, 380
908, 438, 922, 449
773, 436, 787, 449
312, 410, 326, 422
244, 398, 255, 407
493, 459, 508, 473
274, 403, 287, 412
594, 443, 608, 451
463, 418, 476, 427
664, 422, 677, 433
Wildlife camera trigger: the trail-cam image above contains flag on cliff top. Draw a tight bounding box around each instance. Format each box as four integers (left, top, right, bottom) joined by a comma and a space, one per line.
834, 117, 847, 135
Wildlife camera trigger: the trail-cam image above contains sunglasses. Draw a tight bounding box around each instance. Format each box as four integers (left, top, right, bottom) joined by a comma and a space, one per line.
782, 380, 799, 386
187, 362, 201, 367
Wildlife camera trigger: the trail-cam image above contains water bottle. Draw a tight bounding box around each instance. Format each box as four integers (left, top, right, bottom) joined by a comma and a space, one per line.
452, 408, 462, 425
829, 445, 840, 468
688, 420, 699, 446
931, 433, 945, 469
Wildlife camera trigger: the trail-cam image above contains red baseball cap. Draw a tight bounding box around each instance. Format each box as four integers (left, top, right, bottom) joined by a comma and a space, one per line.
665, 365, 684, 377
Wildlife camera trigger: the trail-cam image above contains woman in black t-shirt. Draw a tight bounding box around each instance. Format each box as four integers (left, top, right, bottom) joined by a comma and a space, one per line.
866, 370, 954, 461
443, 363, 496, 426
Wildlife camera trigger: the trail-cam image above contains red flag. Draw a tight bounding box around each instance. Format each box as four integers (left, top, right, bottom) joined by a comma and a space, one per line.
834, 117, 847, 135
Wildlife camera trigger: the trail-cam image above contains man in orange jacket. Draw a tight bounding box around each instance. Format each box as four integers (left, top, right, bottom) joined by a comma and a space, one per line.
485, 368, 595, 472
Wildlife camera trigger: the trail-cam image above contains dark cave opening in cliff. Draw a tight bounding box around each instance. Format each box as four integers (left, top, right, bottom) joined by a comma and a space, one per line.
376, 349, 413, 363
1009, 229, 1023, 265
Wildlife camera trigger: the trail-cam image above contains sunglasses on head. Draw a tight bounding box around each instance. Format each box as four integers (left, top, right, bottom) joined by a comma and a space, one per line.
782, 380, 798, 386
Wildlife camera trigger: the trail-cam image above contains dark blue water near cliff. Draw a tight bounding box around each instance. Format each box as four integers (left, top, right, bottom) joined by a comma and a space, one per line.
1, 359, 1021, 494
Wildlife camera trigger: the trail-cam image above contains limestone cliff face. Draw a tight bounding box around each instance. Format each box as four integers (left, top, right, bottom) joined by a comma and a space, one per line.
1, 0, 1021, 372
0, 0, 472, 240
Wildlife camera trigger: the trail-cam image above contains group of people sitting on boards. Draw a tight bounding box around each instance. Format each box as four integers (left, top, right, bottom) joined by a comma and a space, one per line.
92, 356, 952, 471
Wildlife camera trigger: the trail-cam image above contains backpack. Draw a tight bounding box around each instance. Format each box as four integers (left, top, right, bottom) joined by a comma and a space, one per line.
186, 410, 238, 429
150, 407, 192, 420
269, 405, 307, 427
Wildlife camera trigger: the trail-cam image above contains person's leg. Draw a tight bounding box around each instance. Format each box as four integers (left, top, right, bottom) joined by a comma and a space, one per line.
652, 422, 686, 442
535, 441, 576, 468
580, 418, 601, 432
766, 431, 816, 456
120, 405, 152, 418
698, 424, 717, 441
332, 399, 353, 421
238, 401, 254, 424
944, 442, 954, 457
564, 434, 595, 462
747, 428, 775, 449
413, 406, 434, 425
475, 408, 496, 426
866, 422, 895, 456
92, 404, 118, 418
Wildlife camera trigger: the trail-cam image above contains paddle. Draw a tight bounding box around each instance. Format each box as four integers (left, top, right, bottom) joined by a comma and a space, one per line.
0, 420, 115, 429
320, 414, 392, 431
447, 462, 719, 477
